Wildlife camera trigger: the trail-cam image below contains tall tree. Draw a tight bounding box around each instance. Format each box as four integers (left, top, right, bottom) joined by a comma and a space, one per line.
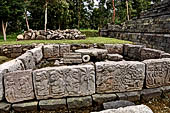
0, 0, 25, 41
112, 0, 115, 23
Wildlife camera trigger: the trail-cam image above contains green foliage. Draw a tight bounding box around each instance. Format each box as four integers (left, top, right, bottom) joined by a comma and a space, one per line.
80, 29, 99, 37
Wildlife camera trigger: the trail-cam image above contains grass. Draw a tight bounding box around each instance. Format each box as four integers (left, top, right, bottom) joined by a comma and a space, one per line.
0, 32, 132, 45
0, 56, 12, 64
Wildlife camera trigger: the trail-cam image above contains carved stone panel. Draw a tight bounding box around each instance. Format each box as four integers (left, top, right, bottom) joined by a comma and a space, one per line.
95, 61, 145, 93
143, 58, 170, 88
63, 53, 82, 64
4, 70, 34, 103
0, 59, 25, 101
17, 52, 36, 69
60, 45, 70, 57
104, 44, 123, 54
33, 65, 95, 100
43, 45, 60, 58
28, 47, 43, 64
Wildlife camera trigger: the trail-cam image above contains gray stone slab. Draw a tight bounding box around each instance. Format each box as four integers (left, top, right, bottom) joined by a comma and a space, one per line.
124, 91, 141, 102
96, 61, 145, 93
33, 65, 95, 100
103, 100, 135, 110
141, 48, 164, 60
63, 53, 82, 64
92, 94, 117, 104
12, 101, 38, 112
17, 52, 36, 69
43, 44, 60, 58
104, 44, 123, 54
28, 47, 43, 63
67, 96, 92, 109
60, 45, 70, 57
4, 70, 34, 103
161, 53, 170, 58
0, 59, 25, 101
91, 105, 153, 113
39, 99, 67, 111
141, 88, 162, 101
0, 102, 11, 112
143, 58, 170, 88
107, 54, 123, 61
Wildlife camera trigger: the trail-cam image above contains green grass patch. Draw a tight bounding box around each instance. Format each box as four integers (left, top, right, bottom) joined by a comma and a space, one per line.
0, 56, 12, 64
0, 36, 132, 45
80, 29, 99, 37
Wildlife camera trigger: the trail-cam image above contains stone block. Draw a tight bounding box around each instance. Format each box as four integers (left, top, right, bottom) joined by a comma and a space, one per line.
12, 45, 22, 53
143, 58, 170, 88
60, 45, 70, 57
4, 70, 35, 103
96, 61, 145, 93
141, 88, 162, 101
103, 100, 135, 110
43, 45, 60, 58
28, 47, 43, 64
63, 53, 82, 64
33, 65, 95, 100
12, 101, 38, 112
141, 48, 164, 60
124, 91, 141, 102
17, 52, 36, 69
116, 93, 127, 100
107, 54, 123, 61
161, 53, 170, 58
92, 105, 153, 113
39, 99, 67, 111
75, 48, 108, 60
67, 96, 92, 109
104, 44, 123, 54
0, 59, 25, 101
92, 94, 117, 104
0, 102, 11, 112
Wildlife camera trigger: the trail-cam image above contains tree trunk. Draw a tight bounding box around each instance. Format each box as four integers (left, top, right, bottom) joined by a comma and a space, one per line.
25, 9, 30, 30
126, 0, 130, 21
78, 0, 81, 30
112, 0, 115, 24
45, 2, 48, 32
2, 20, 8, 41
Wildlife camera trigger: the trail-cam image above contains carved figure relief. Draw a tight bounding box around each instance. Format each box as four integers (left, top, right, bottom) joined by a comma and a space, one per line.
96, 61, 145, 93
4, 70, 34, 103
33, 65, 95, 100
144, 59, 170, 88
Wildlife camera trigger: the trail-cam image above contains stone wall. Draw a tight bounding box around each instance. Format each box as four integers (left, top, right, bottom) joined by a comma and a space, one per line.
1, 44, 170, 112
17, 29, 86, 40
100, 0, 170, 53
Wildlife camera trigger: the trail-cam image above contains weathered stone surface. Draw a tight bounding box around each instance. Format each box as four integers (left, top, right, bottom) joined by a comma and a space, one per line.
116, 93, 127, 100
143, 58, 170, 88
17, 52, 36, 69
107, 54, 123, 61
82, 55, 91, 62
96, 61, 145, 93
124, 44, 144, 60
43, 45, 60, 58
67, 96, 92, 109
92, 94, 117, 105
39, 99, 67, 111
4, 70, 34, 103
141, 48, 164, 60
0, 102, 11, 112
17, 34, 24, 40
28, 47, 43, 64
60, 45, 70, 57
0, 59, 25, 101
161, 53, 170, 58
124, 91, 141, 102
103, 100, 135, 110
104, 44, 123, 54
12, 101, 38, 112
33, 65, 95, 100
75, 48, 108, 60
91, 105, 153, 113
141, 88, 162, 101
63, 53, 82, 64
36, 35, 46, 40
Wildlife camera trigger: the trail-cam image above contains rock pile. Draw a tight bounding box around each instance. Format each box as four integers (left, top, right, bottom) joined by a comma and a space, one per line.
17, 29, 86, 40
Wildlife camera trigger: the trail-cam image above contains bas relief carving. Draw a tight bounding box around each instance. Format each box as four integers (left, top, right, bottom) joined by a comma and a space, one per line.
96, 61, 145, 93
33, 65, 95, 100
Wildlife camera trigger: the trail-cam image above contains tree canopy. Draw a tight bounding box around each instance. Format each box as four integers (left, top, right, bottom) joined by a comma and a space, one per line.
0, 0, 161, 34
